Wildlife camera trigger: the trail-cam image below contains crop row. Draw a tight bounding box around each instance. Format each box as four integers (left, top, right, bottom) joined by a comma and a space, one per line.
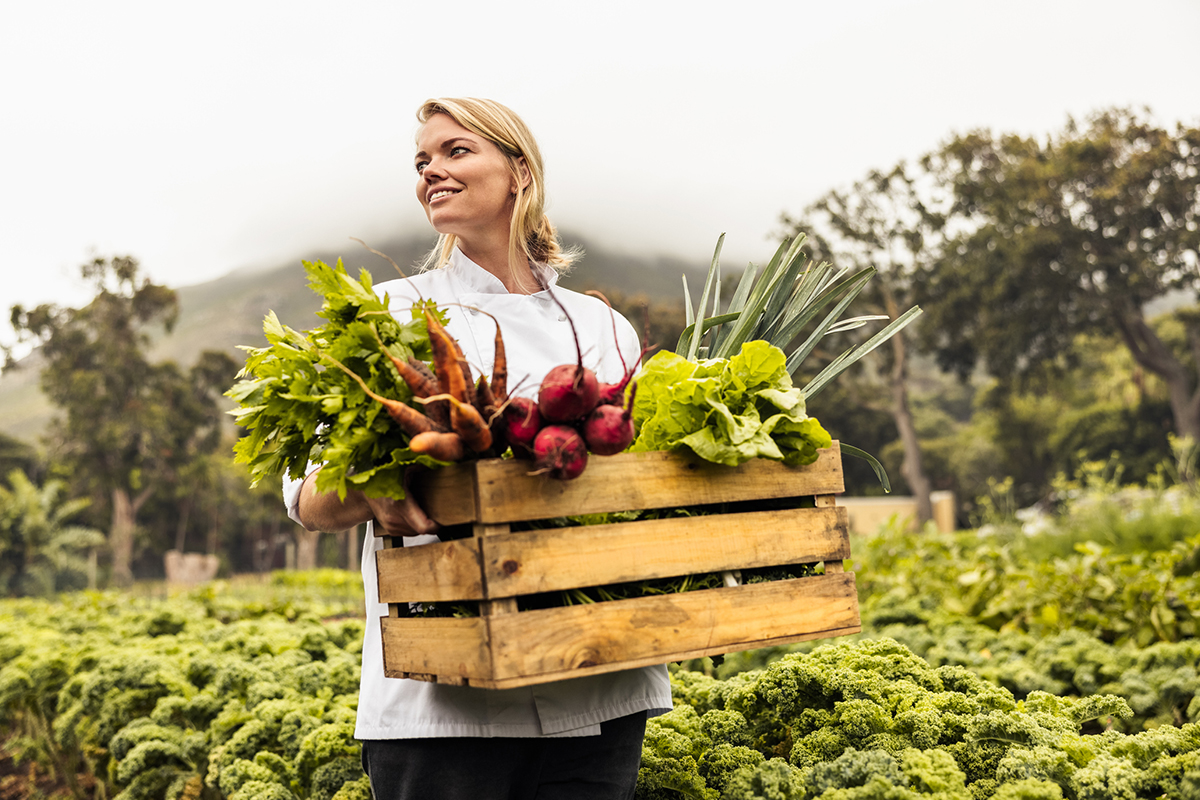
4, 523, 1200, 800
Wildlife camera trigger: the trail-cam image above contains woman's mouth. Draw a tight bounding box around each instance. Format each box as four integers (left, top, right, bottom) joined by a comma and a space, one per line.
428, 189, 459, 202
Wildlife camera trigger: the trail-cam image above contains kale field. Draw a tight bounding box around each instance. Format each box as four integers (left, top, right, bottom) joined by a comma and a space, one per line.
3, 479, 1200, 799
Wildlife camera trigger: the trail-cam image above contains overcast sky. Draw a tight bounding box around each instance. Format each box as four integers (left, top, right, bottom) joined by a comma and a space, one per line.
2, 0, 1198, 350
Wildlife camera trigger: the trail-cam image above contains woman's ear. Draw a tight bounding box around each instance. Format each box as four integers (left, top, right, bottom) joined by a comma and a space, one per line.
512, 157, 532, 193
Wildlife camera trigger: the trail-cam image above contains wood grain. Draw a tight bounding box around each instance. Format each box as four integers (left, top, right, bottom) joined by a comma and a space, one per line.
480, 507, 850, 598
376, 539, 484, 603
416, 445, 844, 525
484, 572, 860, 683
380, 616, 491, 680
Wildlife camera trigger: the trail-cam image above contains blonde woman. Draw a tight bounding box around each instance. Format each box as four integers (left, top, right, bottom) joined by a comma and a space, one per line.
285, 98, 669, 799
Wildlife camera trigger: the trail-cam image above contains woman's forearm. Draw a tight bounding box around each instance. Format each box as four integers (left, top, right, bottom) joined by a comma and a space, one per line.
295, 467, 440, 538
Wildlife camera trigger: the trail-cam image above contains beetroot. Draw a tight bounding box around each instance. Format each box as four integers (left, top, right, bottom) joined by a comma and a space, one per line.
532, 425, 589, 480
597, 343, 655, 406
538, 363, 600, 422
539, 287, 603, 423
503, 396, 542, 458
583, 383, 637, 455
583, 405, 634, 455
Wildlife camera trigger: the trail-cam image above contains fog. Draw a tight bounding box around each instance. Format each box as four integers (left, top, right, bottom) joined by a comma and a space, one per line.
2, 0, 1197, 346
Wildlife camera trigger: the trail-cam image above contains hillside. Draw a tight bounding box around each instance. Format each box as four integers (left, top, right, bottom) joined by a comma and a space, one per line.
0, 231, 708, 443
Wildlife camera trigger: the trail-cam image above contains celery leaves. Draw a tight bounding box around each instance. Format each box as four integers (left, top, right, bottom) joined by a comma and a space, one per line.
228, 260, 441, 500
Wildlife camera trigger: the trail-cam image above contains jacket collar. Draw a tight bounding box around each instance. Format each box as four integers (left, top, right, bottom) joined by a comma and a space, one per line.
447, 247, 560, 295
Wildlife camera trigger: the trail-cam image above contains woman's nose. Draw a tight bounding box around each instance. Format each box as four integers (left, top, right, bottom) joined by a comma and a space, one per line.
422, 156, 448, 181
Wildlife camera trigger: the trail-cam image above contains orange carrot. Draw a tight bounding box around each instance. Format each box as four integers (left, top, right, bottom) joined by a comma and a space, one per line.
424, 309, 470, 404
450, 396, 492, 453
474, 375, 497, 419
451, 304, 508, 402
409, 431, 466, 462
323, 355, 439, 436
477, 310, 507, 401
419, 393, 493, 453
370, 326, 439, 399
406, 357, 438, 388
406, 358, 450, 430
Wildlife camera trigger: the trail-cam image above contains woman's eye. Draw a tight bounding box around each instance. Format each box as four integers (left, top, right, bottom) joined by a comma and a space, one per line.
451, 146, 469, 156
415, 160, 428, 173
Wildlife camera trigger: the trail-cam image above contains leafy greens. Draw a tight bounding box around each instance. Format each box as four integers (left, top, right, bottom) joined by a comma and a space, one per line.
630, 340, 832, 467
227, 259, 443, 500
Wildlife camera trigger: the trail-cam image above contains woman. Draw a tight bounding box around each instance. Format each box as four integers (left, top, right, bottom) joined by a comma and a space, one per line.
284, 98, 671, 799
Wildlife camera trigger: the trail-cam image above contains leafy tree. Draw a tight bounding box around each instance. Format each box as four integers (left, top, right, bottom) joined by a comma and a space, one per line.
7, 256, 237, 586
0, 469, 104, 596
919, 108, 1200, 438
783, 163, 946, 521
0, 431, 39, 481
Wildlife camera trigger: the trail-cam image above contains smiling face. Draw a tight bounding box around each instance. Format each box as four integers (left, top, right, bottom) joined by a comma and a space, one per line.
414, 113, 526, 247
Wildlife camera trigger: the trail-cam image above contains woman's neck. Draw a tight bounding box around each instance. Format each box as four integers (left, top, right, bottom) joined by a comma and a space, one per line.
457, 233, 541, 295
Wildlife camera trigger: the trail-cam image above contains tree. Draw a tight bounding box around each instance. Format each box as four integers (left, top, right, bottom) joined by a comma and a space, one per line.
783, 163, 945, 521
8, 256, 237, 586
0, 469, 104, 596
919, 108, 1200, 438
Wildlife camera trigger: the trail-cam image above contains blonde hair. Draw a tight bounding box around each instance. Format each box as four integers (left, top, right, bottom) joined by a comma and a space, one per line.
415, 97, 577, 276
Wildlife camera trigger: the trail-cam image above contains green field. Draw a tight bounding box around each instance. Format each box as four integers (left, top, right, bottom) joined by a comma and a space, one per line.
4, 483, 1200, 799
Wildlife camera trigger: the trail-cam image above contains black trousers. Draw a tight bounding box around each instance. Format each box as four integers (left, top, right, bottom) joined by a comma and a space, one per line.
361, 711, 647, 800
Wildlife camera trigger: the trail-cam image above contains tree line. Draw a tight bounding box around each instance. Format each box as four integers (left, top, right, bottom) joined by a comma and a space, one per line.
791, 107, 1199, 523
1, 106, 1197, 592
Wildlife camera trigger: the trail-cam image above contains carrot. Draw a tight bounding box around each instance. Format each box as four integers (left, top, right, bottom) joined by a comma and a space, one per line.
409, 431, 466, 462
475, 375, 497, 419
475, 309, 507, 401
406, 357, 438, 387
402, 361, 448, 431
322, 354, 440, 437
418, 393, 493, 453
369, 326, 439, 399
424, 309, 470, 404
444, 304, 508, 403
449, 397, 492, 453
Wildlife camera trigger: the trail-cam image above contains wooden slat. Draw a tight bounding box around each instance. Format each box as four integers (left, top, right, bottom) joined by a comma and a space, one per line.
415, 463, 479, 526
485, 573, 860, 682
380, 617, 492, 679
477, 523, 518, 616
376, 539, 484, 603
473, 624, 864, 690
417, 444, 844, 525
480, 507, 850, 598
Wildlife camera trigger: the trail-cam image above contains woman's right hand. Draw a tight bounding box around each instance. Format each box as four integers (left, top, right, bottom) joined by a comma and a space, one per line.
362, 466, 440, 538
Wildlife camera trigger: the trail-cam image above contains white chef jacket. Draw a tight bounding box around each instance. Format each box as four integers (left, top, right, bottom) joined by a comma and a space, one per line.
284, 248, 672, 739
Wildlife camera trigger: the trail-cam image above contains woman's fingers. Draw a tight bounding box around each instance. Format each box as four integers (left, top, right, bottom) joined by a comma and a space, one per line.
367, 494, 439, 538
365, 465, 440, 538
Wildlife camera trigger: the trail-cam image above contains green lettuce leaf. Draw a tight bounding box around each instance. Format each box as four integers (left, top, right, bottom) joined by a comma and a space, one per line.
630, 341, 831, 466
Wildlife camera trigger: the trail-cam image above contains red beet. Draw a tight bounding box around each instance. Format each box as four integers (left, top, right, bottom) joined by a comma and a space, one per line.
538, 363, 600, 422
597, 343, 655, 406
539, 286, 602, 422
583, 383, 637, 455
583, 405, 634, 455
532, 425, 589, 480
503, 396, 542, 458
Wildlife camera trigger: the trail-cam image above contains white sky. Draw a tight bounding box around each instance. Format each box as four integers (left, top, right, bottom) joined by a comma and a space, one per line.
2, 0, 1198, 349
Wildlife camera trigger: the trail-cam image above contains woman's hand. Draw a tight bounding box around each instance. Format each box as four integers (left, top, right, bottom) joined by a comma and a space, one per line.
296, 466, 440, 538
363, 467, 440, 537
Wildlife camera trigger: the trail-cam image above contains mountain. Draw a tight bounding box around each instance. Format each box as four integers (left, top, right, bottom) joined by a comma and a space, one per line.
0, 231, 709, 443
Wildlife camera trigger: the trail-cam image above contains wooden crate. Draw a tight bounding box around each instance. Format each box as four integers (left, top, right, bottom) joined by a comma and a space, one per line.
377, 443, 859, 689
